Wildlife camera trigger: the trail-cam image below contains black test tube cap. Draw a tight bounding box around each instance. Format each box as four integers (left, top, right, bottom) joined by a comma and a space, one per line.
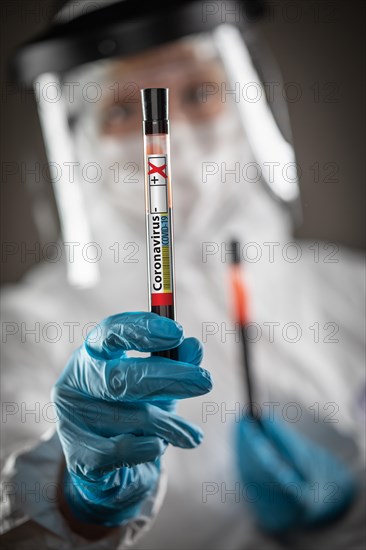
141, 88, 169, 122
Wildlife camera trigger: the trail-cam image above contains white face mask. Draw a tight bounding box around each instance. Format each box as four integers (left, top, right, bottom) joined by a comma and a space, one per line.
73, 105, 290, 249
77, 109, 246, 226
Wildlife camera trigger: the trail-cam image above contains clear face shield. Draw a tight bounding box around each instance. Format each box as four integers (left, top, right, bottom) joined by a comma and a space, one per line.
15, 2, 300, 287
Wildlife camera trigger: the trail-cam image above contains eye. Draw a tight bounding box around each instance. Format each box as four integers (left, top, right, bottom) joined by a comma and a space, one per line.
101, 103, 138, 131
180, 78, 224, 121
182, 83, 206, 105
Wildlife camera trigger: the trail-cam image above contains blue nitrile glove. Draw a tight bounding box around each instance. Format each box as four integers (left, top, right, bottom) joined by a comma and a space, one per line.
236, 415, 356, 533
52, 312, 212, 526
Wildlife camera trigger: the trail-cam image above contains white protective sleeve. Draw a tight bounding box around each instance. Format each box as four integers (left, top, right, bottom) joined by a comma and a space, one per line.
0, 430, 167, 549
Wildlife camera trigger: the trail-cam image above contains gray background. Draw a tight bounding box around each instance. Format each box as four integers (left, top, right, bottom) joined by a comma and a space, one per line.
1, 0, 365, 283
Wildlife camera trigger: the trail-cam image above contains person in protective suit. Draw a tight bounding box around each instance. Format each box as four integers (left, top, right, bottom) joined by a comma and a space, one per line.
1, 1, 365, 549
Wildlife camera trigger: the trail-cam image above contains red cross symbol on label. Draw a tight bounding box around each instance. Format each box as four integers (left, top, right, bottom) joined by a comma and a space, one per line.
148, 161, 167, 179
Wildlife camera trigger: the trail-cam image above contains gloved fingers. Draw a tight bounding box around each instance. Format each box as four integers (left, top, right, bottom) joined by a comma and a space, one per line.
151, 338, 203, 410
112, 434, 168, 468
85, 311, 184, 359
177, 337, 204, 365
150, 399, 176, 412
65, 431, 168, 480
75, 401, 204, 448
145, 406, 204, 448
57, 353, 211, 402
104, 355, 212, 401
96, 335, 204, 410
72, 462, 160, 504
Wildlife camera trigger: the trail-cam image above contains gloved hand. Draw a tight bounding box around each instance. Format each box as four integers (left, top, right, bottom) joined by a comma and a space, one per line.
53, 311, 212, 526
236, 415, 356, 532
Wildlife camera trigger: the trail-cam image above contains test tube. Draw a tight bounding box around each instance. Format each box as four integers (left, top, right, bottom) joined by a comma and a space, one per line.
141, 88, 177, 360
229, 239, 257, 420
